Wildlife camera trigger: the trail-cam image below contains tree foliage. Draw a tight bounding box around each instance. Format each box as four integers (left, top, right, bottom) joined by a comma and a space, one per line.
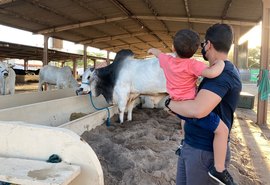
248, 46, 260, 68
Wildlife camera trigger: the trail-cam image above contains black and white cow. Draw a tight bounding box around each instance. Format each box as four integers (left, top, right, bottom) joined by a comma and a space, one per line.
0, 62, 16, 95
78, 49, 167, 123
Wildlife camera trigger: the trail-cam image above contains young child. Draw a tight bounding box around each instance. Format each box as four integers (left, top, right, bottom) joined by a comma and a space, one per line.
148, 29, 234, 185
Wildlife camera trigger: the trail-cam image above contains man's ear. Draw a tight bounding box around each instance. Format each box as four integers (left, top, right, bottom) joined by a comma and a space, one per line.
206, 40, 212, 50
172, 45, 175, 52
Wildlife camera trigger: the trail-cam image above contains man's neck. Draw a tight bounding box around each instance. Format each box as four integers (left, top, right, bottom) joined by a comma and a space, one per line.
210, 52, 228, 65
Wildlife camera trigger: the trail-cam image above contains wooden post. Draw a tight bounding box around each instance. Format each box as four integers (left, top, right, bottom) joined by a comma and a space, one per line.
23, 59, 28, 70
72, 58, 77, 79
43, 35, 49, 66
83, 45, 87, 71
233, 26, 240, 68
93, 59, 97, 68
257, 0, 270, 125
106, 51, 110, 65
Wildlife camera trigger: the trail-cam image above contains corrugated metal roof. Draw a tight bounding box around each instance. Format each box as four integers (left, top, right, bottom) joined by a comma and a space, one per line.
0, 0, 263, 57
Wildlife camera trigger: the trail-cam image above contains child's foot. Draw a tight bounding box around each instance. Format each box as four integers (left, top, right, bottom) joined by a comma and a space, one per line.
208, 166, 237, 185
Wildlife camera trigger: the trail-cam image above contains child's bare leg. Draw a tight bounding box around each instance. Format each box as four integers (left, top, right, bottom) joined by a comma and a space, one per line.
213, 120, 229, 172
180, 120, 185, 136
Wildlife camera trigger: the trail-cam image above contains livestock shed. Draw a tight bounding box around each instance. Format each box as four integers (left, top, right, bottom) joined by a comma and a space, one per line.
0, 0, 268, 124
0, 1, 270, 184
0, 41, 113, 76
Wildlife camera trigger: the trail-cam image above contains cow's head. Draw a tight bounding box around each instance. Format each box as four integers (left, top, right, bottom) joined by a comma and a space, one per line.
0, 62, 10, 79
76, 67, 95, 95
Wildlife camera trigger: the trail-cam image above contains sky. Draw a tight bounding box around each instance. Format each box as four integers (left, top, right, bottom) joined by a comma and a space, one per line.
0, 24, 116, 59
0, 23, 262, 56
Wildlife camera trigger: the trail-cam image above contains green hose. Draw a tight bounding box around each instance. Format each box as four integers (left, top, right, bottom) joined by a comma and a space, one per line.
258, 69, 270, 100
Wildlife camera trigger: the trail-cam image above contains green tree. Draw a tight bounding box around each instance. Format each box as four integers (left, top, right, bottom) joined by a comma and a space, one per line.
248, 46, 260, 68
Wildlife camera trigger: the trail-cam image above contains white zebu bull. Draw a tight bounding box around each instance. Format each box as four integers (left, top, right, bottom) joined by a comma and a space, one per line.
38, 65, 78, 91
78, 49, 167, 123
0, 62, 16, 95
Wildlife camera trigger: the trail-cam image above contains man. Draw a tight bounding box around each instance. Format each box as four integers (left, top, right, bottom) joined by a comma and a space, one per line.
167, 23, 242, 185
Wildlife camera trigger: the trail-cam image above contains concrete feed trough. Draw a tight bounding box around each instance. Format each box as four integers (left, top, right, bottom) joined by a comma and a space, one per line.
0, 89, 118, 185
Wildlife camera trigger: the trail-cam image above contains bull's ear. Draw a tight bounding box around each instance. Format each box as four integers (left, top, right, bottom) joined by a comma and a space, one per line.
7, 63, 15, 68
90, 67, 95, 72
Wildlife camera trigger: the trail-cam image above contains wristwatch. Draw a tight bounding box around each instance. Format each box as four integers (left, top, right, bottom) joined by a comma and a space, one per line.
165, 98, 171, 109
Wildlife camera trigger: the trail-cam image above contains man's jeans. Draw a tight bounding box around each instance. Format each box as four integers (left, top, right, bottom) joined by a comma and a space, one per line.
176, 142, 231, 185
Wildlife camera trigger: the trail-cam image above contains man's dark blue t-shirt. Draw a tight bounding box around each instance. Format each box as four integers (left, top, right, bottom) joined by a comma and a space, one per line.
184, 60, 242, 152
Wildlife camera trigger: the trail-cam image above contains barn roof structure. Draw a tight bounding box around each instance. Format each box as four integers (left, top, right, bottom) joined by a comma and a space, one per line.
0, 41, 113, 62
0, 0, 263, 57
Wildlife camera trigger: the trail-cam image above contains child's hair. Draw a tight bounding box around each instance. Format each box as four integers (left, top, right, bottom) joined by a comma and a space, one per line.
205, 23, 233, 53
173, 29, 200, 58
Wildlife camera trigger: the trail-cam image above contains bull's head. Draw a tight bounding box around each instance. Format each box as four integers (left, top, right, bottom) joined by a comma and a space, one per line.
76, 67, 96, 95
0, 62, 10, 78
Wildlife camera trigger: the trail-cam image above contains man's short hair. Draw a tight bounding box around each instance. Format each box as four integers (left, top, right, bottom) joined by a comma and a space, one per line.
173, 29, 200, 58
205, 23, 233, 53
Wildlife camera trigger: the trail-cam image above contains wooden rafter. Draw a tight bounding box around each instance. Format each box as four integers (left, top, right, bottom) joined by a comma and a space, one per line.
23, 0, 76, 22
109, 0, 170, 49
183, 0, 191, 17
142, 0, 173, 40
22, 0, 114, 42
0, 7, 50, 26
183, 0, 193, 29
222, 0, 233, 19
72, 0, 151, 51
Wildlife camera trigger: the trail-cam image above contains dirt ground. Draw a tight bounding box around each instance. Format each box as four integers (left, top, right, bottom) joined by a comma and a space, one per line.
14, 82, 270, 185
81, 83, 270, 185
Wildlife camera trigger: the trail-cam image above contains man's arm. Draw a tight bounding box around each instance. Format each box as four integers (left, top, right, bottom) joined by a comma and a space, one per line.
168, 89, 222, 118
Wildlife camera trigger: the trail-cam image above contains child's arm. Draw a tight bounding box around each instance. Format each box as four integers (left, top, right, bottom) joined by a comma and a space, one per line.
148, 48, 162, 58
201, 60, 225, 78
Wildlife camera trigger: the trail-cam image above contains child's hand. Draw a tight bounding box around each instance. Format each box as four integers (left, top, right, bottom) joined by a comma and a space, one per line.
147, 48, 161, 57
147, 48, 155, 55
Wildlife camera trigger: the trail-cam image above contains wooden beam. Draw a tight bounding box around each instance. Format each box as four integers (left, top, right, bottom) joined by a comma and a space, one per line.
35, 15, 258, 36
233, 26, 240, 67
133, 16, 258, 26
79, 32, 151, 45
37, 16, 129, 34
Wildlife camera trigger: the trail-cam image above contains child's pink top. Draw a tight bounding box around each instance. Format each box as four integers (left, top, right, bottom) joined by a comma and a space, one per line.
158, 53, 207, 100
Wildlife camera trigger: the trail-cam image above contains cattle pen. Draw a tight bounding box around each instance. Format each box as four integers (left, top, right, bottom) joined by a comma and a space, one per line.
0, 87, 168, 185
0, 84, 269, 185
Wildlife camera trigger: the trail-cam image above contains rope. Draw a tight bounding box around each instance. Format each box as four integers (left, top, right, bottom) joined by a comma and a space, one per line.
80, 81, 111, 126
89, 92, 111, 127
258, 69, 270, 101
